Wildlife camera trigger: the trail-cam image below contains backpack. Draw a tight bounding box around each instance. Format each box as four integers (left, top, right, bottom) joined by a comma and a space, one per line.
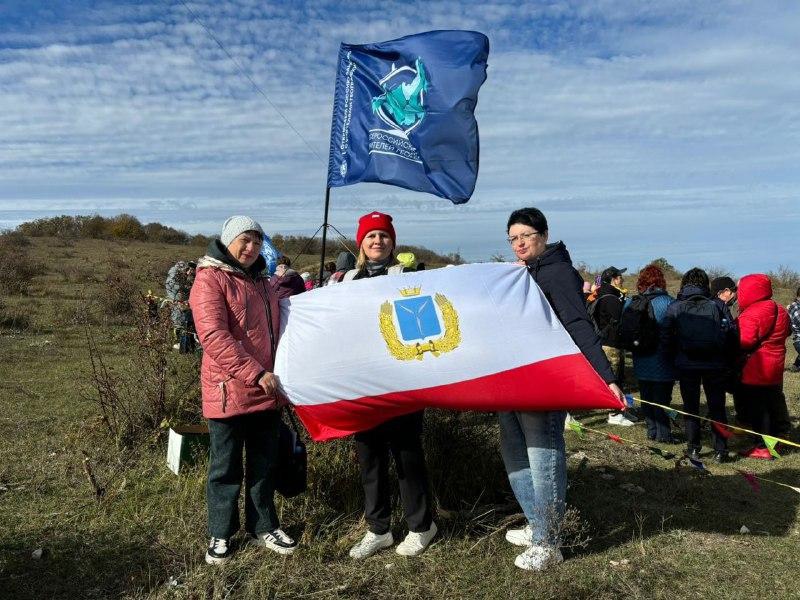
587, 293, 621, 343
674, 295, 728, 358
618, 294, 659, 355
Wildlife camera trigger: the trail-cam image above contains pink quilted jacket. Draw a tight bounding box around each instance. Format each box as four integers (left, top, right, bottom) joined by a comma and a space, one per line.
189, 253, 283, 418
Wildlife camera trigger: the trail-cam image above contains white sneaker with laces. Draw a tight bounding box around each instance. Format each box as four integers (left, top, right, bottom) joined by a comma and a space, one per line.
348, 531, 394, 559
514, 545, 564, 571
607, 412, 636, 426
205, 537, 231, 565
505, 524, 533, 547
396, 522, 438, 556
251, 528, 297, 555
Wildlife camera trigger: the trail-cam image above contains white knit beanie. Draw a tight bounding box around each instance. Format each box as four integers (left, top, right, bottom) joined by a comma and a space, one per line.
220, 216, 264, 247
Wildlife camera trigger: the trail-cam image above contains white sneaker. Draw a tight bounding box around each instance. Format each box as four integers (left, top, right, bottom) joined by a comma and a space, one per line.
514, 545, 564, 571
505, 524, 533, 547
396, 522, 438, 556
250, 528, 297, 555
607, 412, 636, 426
205, 537, 231, 565
348, 531, 394, 559
172, 343, 180, 350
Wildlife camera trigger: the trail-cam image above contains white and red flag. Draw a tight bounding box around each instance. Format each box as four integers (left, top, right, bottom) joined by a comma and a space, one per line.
274, 263, 622, 441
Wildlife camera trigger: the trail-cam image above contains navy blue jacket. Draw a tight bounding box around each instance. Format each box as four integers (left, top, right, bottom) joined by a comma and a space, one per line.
526, 242, 616, 384
661, 284, 729, 371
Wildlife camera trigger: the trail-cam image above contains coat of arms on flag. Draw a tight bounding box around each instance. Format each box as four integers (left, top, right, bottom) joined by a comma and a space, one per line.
274, 264, 624, 441
379, 286, 460, 361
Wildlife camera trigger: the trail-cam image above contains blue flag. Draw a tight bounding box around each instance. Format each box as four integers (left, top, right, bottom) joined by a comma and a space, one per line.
259, 235, 281, 276
327, 30, 489, 203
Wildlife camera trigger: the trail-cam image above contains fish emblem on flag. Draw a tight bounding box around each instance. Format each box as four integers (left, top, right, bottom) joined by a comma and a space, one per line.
378, 286, 460, 360
371, 58, 428, 134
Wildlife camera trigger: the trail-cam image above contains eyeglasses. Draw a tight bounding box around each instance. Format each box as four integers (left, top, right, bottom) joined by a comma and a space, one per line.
507, 231, 543, 245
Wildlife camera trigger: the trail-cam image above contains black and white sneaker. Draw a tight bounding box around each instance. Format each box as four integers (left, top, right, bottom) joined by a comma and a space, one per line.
250, 528, 297, 555
205, 537, 231, 565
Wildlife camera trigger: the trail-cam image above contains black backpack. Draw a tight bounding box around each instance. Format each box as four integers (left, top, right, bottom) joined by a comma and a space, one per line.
587, 293, 621, 343
619, 294, 660, 354
674, 295, 727, 358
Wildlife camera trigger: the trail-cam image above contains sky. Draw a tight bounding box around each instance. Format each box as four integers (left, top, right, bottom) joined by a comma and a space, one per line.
1, 0, 799, 274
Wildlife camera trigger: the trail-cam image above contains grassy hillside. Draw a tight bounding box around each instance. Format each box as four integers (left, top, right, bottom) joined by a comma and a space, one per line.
1, 235, 799, 599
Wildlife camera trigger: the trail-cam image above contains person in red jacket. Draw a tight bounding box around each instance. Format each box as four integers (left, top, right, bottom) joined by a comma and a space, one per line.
189, 215, 297, 564
735, 274, 791, 459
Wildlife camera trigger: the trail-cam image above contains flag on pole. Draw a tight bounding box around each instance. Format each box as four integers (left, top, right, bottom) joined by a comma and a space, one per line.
274, 263, 624, 440
327, 30, 489, 203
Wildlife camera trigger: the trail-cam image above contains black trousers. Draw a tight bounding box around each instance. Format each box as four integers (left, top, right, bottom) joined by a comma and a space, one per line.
678, 369, 728, 453
735, 384, 783, 443
354, 411, 433, 535
794, 339, 800, 368
207, 411, 280, 539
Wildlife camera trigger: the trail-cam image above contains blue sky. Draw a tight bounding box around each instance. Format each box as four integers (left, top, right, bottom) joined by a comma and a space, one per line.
1, 1, 798, 274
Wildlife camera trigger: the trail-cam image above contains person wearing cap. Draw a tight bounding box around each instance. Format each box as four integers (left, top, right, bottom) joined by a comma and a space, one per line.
590, 267, 630, 425
710, 276, 738, 324
710, 276, 740, 396
501, 207, 624, 571
342, 211, 437, 560
189, 216, 298, 564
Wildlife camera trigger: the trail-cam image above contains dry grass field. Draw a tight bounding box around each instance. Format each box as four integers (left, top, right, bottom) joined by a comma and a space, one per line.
1, 234, 798, 599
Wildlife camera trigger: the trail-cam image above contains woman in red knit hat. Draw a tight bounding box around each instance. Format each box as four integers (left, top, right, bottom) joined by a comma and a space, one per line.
343, 211, 437, 560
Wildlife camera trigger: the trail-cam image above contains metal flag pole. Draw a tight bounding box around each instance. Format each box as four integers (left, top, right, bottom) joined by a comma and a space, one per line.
317, 186, 331, 287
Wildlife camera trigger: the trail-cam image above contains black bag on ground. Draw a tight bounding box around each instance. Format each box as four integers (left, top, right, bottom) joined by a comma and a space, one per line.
674, 295, 727, 358
275, 409, 307, 498
618, 294, 659, 355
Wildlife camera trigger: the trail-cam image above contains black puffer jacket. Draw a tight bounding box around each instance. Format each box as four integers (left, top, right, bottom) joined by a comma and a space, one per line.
526, 242, 616, 384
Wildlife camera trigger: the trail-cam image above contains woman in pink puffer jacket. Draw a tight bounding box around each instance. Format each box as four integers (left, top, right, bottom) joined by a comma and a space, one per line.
189, 216, 297, 564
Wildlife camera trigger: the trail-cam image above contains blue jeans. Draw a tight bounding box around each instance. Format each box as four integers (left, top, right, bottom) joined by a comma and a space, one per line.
498, 410, 566, 546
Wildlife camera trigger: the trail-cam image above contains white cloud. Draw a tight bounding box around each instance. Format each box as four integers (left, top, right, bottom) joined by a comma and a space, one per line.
0, 0, 798, 271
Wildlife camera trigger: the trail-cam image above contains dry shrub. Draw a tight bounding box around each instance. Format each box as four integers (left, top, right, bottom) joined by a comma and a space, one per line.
0, 232, 40, 295
766, 265, 800, 291
84, 300, 201, 447
706, 266, 734, 282
107, 214, 146, 241
96, 271, 140, 323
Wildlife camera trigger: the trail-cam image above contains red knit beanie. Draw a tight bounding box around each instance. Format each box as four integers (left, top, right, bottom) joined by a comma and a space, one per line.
356, 211, 396, 248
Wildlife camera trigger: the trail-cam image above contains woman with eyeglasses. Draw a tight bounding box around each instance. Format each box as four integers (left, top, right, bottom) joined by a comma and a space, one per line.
189, 216, 297, 565
499, 208, 624, 571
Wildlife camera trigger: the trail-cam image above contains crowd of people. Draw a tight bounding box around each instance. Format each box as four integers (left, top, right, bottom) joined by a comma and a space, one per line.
158, 208, 798, 573
584, 262, 793, 463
